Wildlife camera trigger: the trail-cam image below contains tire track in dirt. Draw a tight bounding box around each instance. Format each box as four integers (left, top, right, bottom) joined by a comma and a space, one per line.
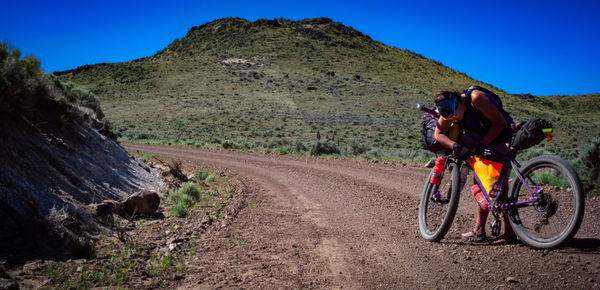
123, 143, 600, 289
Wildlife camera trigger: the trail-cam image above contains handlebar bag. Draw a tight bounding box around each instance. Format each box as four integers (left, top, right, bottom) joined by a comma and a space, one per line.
420, 118, 460, 154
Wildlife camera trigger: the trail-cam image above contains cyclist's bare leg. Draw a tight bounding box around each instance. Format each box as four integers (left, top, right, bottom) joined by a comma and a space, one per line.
473, 203, 489, 233
462, 203, 489, 237
493, 170, 517, 243
502, 213, 515, 236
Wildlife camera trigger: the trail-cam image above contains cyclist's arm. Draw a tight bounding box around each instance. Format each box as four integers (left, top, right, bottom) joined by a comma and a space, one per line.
470, 90, 506, 146
434, 117, 455, 150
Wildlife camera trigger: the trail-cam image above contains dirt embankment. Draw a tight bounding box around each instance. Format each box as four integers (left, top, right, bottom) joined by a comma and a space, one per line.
0, 111, 163, 218
119, 143, 600, 289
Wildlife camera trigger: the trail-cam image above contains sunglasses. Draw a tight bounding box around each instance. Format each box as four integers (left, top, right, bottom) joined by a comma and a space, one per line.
436, 96, 459, 120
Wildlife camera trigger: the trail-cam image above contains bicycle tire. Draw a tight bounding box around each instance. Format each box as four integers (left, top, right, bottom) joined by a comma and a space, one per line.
418, 160, 460, 242
507, 155, 585, 250
0, 200, 35, 254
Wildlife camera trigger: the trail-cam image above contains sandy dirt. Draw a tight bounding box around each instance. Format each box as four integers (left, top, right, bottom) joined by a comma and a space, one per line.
122, 142, 600, 289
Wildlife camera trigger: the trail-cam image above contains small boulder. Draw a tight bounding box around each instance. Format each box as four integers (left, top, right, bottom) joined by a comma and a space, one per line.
123, 191, 160, 216
100, 200, 131, 219
425, 160, 435, 168
102, 200, 124, 212
95, 204, 114, 226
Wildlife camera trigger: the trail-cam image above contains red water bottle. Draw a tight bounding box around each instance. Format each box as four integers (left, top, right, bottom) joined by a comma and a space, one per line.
471, 184, 489, 210
430, 157, 445, 185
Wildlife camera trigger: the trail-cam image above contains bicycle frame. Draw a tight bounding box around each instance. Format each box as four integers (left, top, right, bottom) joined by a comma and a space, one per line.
418, 104, 544, 212
470, 153, 543, 212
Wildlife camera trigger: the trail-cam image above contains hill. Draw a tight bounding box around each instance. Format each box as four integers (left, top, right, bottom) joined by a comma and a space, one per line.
54, 17, 600, 160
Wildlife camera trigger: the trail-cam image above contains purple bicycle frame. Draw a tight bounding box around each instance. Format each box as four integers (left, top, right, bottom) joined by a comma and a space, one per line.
471, 157, 540, 211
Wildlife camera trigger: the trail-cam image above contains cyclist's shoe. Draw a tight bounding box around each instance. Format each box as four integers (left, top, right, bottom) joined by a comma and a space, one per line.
461, 230, 487, 242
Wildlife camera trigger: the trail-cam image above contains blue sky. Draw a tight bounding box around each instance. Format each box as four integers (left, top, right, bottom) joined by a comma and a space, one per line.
2, 0, 598, 96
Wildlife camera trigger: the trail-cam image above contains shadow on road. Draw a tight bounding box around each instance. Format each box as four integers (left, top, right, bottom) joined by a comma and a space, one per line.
560, 238, 600, 254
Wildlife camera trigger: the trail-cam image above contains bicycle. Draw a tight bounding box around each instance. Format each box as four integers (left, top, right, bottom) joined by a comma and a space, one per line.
416, 104, 585, 250
0, 198, 34, 253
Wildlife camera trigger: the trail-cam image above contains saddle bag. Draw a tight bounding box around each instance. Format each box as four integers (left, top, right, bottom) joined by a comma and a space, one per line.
510, 118, 553, 150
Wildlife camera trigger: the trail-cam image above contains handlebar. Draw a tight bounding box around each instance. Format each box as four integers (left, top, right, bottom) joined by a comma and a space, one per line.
456, 142, 511, 160
417, 103, 439, 119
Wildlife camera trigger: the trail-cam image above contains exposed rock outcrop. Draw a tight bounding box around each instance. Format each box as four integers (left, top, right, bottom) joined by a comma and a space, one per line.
0, 97, 164, 219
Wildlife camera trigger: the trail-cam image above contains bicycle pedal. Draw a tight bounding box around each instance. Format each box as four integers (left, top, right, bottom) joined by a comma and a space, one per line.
491, 220, 502, 236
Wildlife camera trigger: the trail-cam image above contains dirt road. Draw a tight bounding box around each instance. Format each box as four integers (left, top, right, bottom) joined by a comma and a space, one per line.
123, 143, 600, 289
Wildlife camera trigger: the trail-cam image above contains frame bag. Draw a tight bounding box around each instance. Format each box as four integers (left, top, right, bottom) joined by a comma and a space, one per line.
510, 118, 553, 150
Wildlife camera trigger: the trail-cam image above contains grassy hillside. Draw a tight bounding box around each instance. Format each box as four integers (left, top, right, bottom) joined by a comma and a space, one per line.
55, 17, 600, 159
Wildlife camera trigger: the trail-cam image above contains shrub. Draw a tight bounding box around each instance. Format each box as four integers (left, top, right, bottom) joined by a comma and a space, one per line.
178, 194, 195, 209
168, 190, 184, 205
0, 41, 45, 115
0, 73, 12, 112
168, 182, 201, 216
59, 81, 104, 120
221, 140, 233, 149
572, 137, 600, 197
195, 169, 209, 181
310, 139, 340, 156
178, 181, 201, 201
205, 174, 216, 183
0, 44, 9, 63
344, 138, 370, 155
294, 138, 308, 152
171, 202, 188, 218
71, 238, 97, 259
1, 41, 107, 122
369, 147, 382, 159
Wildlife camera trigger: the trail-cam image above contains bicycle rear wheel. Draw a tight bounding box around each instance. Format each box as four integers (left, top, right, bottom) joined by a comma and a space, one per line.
418, 159, 460, 242
0, 200, 34, 253
507, 155, 585, 250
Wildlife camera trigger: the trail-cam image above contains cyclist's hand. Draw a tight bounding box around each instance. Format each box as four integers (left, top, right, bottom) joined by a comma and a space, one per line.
473, 142, 485, 156
454, 145, 472, 160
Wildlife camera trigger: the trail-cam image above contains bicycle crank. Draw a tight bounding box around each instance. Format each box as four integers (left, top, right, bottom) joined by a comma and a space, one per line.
491, 211, 502, 236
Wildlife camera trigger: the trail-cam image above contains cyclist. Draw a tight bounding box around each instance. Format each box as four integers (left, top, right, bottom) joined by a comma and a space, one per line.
433, 89, 517, 244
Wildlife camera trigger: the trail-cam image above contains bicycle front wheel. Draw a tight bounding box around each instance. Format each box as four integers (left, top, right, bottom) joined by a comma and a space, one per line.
507, 155, 585, 250
418, 160, 460, 242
